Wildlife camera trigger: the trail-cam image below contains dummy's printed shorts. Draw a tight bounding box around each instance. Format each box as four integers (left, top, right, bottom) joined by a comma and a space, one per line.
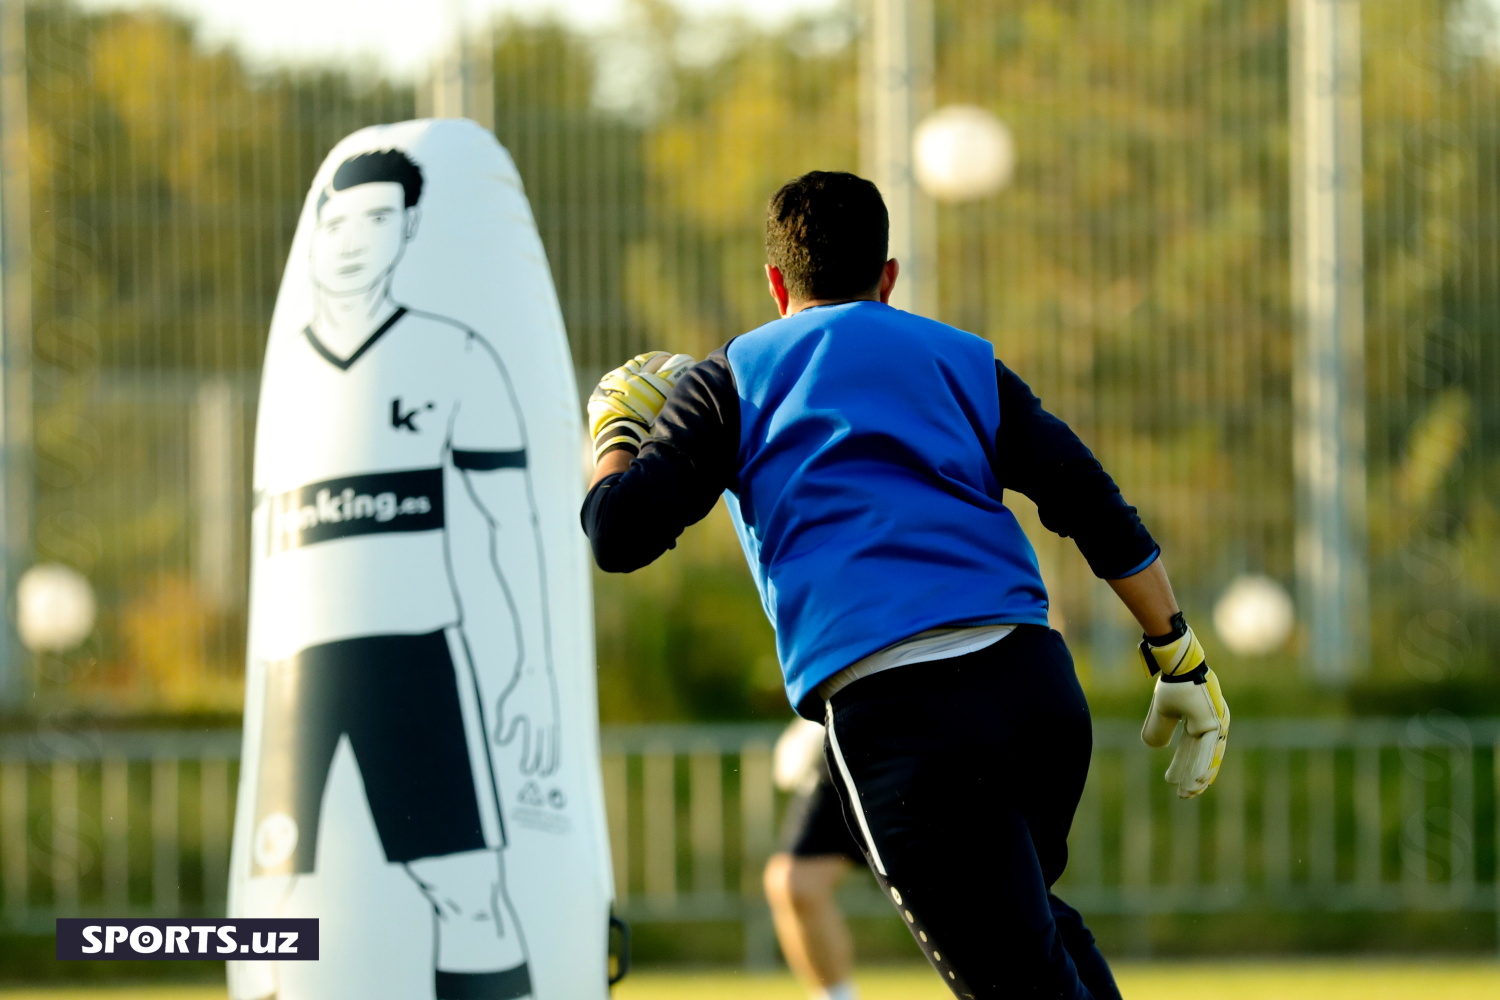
250, 629, 500, 875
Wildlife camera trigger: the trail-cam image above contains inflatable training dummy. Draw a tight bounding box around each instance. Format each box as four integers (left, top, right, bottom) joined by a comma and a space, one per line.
227, 119, 614, 1000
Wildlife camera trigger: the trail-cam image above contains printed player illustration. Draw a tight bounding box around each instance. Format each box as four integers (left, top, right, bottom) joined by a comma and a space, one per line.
230, 121, 614, 1000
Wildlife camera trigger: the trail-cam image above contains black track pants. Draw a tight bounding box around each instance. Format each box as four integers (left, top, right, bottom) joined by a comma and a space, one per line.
823, 625, 1121, 1000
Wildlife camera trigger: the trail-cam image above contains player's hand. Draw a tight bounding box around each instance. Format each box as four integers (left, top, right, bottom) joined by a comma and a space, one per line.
587, 351, 696, 464
494, 667, 562, 777
1139, 613, 1230, 799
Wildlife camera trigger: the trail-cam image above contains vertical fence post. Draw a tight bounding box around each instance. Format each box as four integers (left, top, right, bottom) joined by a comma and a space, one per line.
1308, 747, 1336, 887
1450, 742, 1473, 907
102, 757, 128, 913
642, 745, 676, 904
0, 0, 33, 710
1290, 0, 1369, 686
1170, 785, 1200, 898
1068, 767, 1101, 890
1215, 754, 1246, 894
152, 757, 178, 916
1400, 749, 1425, 902
1264, 747, 1291, 894
1120, 747, 1152, 955
192, 379, 243, 612
51, 760, 79, 914
1354, 743, 1381, 900
863, 0, 937, 317
602, 753, 629, 905
1, 759, 25, 922
739, 740, 776, 970
200, 757, 229, 914
689, 745, 724, 897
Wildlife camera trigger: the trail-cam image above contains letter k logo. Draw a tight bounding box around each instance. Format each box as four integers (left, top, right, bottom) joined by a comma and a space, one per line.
391, 398, 433, 433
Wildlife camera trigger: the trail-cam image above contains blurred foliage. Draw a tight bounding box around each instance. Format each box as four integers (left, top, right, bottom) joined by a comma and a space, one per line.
11, 0, 1500, 721
23, 0, 417, 713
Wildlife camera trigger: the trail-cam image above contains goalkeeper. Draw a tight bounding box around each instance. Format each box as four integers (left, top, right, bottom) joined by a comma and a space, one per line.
582, 171, 1228, 1000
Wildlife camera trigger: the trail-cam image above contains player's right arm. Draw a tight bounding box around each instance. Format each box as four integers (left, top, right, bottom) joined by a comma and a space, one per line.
581, 347, 740, 572
993, 360, 1229, 798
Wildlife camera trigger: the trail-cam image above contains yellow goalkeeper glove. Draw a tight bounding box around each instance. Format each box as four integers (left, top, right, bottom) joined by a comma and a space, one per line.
1139, 613, 1230, 799
587, 351, 696, 464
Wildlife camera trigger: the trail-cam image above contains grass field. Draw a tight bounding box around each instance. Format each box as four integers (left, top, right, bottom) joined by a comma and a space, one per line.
1, 961, 1497, 1000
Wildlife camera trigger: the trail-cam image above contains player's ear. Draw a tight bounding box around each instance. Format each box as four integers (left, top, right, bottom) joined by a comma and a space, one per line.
404, 206, 422, 242
766, 264, 791, 318
877, 258, 899, 303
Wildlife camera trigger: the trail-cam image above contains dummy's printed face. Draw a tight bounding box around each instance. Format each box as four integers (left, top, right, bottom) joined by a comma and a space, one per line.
310, 181, 413, 296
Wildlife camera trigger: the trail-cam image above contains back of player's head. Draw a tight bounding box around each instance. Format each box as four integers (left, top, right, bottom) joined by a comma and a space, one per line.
765, 171, 889, 302
317, 149, 424, 214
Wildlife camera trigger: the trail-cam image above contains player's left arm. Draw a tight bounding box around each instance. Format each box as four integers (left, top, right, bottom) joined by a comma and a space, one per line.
451, 334, 561, 777
994, 360, 1229, 798
993, 360, 1160, 580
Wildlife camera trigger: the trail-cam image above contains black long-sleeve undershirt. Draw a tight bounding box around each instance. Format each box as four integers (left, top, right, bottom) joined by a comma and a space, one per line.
991, 361, 1158, 579
582, 349, 1158, 579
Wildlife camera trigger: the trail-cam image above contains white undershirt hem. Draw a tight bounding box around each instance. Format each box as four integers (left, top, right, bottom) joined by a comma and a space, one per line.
814, 623, 1018, 704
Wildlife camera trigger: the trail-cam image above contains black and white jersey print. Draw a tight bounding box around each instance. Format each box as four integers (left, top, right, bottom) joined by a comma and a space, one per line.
253, 308, 523, 659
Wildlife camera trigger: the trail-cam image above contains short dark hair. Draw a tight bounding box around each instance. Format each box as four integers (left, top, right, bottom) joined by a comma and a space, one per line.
317, 149, 424, 215
765, 171, 888, 302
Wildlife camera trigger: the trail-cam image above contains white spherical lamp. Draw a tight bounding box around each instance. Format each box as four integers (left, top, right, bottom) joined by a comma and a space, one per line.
17, 563, 97, 653
1212, 574, 1295, 657
913, 105, 1016, 203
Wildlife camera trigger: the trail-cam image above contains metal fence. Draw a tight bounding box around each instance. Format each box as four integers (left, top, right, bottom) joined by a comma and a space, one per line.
2, 720, 1496, 961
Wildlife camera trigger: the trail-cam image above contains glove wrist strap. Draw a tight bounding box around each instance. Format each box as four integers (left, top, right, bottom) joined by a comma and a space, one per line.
1158, 663, 1210, 684
593, 419, 648, 464
596, 441, 640, 461
1139, 612, 1204, 679
1143, 611, 1189, 647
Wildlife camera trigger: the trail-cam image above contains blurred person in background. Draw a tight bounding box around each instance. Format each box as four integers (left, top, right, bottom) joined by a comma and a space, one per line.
581, 171, 1229, 999
765, 718, 870, 1000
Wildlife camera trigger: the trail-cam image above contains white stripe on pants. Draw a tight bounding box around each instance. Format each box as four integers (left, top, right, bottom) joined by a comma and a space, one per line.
824, 699, 888, 876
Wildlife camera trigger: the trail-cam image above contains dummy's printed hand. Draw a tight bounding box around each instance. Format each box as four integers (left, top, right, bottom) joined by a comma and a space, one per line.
1139, 614, 1230, 798
587, 351, 696, 464
494, 667, 562, 777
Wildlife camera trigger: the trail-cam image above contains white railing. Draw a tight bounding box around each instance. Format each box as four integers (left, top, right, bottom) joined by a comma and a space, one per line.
2, 720, 1497, 964
0, 729, 241, 933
